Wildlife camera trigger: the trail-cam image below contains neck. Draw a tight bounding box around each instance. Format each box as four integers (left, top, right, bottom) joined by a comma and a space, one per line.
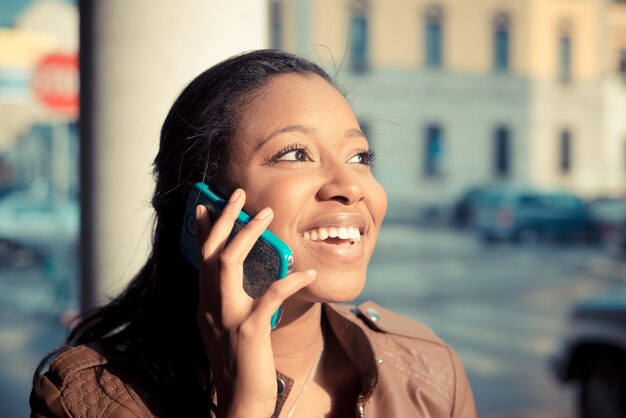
271, 300, 324, 374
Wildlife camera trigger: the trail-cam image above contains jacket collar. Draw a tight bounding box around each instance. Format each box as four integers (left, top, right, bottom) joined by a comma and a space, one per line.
272, 303, 380, 417
323, 303, 380, 399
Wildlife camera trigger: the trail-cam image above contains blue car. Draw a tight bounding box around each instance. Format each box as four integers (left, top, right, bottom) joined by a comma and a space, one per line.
475, 188, 599, 245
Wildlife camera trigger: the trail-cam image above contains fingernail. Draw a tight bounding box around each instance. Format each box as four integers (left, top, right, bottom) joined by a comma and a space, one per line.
305, 269, 317, 278
255, 207, 273, 220
195, 205, 205, 218
229, 189, 243, 203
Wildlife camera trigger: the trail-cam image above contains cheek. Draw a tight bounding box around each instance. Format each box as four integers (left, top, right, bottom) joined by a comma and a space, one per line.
241, 174, 310, 235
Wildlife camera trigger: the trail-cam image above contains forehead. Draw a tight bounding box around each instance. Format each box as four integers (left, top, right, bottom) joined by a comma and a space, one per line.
235, 73, 358, 141
221, 73, 364, 189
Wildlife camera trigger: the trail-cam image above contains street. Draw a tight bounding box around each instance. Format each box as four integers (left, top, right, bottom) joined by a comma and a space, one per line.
2, 223, 626, 417
359, 222, 626, 417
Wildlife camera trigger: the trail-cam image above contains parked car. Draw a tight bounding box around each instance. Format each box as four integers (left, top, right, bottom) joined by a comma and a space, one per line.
0, 189, 78, 266
588, 197, 626, 245
450, 184, 510, 228
475, 188, 598, 244
615, 218, 626, 257
551, 289, 626, 418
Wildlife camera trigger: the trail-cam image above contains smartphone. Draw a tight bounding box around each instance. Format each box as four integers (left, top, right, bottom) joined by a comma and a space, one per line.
180, 182, 293, 329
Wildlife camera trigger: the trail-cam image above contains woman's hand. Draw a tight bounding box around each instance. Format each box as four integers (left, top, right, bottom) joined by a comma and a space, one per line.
194, 188, 316, 418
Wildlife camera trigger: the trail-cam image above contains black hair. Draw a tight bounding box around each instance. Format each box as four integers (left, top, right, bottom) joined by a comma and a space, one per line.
35, 49, 335, 416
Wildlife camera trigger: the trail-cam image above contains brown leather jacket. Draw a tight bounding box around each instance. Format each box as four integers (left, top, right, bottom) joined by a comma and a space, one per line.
31, 301, 477, 417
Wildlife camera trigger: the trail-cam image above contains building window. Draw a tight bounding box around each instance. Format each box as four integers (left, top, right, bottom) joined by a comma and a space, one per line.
618, 48, 626, 82
350, 14, 369, 73
269, 0, 282, 50
493, 126, 511, 177
560, 130, 572, 173
559, 35, 572, 84
424, 6, 443, 68
424, 124, 444, 177
493, 12, 510, 72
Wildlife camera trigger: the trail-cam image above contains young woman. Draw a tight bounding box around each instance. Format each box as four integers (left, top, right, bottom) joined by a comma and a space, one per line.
31, 50, 476, 418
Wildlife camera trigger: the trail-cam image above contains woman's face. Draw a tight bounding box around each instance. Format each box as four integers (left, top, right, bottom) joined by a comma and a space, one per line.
227, 73, 387, 303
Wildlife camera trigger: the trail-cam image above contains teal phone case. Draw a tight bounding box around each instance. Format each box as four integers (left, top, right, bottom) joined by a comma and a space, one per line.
181, 182, 293, 329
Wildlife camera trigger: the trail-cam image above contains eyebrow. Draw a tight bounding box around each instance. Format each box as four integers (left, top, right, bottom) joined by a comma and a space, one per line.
255, 125, 367, 151
345, 128, 367, 140
256, 125, 312, 151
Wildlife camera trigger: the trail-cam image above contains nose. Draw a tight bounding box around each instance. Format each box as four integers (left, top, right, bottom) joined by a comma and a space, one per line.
316, 163, 365, 205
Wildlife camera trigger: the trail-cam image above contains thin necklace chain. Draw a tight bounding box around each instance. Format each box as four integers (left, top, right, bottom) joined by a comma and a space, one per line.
285, 340, 325, 418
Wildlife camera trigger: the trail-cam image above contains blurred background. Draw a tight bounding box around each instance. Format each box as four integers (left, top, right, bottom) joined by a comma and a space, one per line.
1, 0, 626, 416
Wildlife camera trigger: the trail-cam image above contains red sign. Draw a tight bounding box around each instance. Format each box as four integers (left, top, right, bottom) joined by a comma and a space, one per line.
32, 53, 79, 116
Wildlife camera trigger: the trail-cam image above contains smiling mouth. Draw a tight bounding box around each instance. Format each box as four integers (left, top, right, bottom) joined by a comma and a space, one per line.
301, 226, 361, 243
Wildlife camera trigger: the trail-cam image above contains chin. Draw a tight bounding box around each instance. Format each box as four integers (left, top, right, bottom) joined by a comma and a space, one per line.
297, 270, 366, 303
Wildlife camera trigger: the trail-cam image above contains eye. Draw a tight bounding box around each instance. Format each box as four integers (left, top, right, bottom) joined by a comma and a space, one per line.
277, 148, 309, 162
265, 143, 312, 165
347, 149, 376, 166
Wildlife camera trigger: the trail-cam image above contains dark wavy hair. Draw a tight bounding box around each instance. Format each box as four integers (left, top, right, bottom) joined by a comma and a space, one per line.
35, 49, 335, 416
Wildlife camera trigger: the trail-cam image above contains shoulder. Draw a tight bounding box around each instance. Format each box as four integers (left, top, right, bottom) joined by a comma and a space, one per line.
30, 344, 152, 418
326, 301, 476, 417
46, 344, 108, 384
327, 300, 446, 345
326, 300, 455, 376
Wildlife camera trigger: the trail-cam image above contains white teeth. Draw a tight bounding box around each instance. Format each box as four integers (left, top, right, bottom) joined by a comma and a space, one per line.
302, 226, 362, 242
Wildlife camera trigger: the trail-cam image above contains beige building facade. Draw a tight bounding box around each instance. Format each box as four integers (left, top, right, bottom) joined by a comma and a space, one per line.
272, 0, 626, 218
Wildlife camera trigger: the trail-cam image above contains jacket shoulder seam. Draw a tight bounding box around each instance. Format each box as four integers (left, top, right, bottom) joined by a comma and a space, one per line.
446, 344, 460, 415
49, 345, 109, 386
353, 301, 447, 345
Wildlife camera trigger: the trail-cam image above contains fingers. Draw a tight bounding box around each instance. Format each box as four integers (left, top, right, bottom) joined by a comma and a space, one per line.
252, 270, 317, 324
195, 188, 245, 258
194, 204, 212, 249
217, 206, 277, 301
195, 189, 247, 307
218, 206, 274, 270
194, 188, 317, 329
195, 189, 279, 305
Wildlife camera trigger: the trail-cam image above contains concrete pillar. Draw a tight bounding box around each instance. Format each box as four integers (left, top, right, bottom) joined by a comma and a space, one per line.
80, 1, 268, 309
